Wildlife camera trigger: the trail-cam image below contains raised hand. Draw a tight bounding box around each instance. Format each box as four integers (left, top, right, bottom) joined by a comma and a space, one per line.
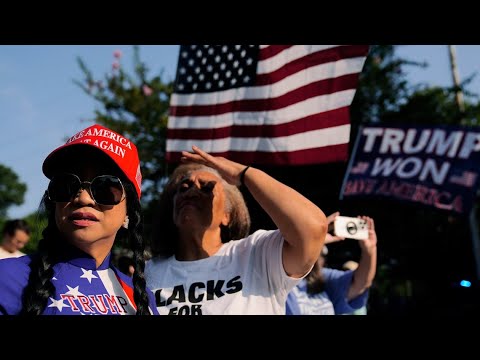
181, 145, 247, 186
325, 211, 345, 244
358, 216, 377, 251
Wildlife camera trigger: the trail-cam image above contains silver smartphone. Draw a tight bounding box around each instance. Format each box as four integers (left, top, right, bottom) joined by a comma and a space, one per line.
333, 216, 368, 240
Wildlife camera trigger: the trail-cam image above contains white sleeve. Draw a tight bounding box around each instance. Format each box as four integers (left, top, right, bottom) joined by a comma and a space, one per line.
248, 229, 303, 300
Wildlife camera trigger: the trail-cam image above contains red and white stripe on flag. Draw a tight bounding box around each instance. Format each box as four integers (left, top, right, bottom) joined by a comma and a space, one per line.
167, 45, 369, 165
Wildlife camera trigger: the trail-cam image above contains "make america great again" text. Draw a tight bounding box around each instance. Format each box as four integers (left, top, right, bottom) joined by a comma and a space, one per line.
67, 127, 132, 158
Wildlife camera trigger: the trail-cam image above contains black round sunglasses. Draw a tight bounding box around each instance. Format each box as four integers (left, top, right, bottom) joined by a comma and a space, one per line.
47, 173, 126, 206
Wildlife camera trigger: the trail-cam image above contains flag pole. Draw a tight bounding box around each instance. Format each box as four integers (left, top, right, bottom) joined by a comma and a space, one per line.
448, 45, 465, 115
469, 199, 480, 280
449, 45, 479, 280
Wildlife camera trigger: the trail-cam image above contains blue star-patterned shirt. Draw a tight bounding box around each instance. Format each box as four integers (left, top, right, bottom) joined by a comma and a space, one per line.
0, 245, 158, 315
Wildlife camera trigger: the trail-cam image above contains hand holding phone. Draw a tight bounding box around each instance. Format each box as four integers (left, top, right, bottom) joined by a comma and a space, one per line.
333, 216, 369, 240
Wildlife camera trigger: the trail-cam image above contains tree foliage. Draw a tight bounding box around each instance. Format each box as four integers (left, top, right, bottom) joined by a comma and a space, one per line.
351, 45, 480, 128
74, 46, 174, 209
0, 164, 27, 218
350, 45, 425, 125
22, 210, 47, 254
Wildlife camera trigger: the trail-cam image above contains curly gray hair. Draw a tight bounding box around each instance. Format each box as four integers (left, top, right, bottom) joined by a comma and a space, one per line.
150, 163, 251, 257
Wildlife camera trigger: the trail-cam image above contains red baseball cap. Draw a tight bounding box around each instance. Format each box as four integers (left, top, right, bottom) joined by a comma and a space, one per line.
42, 124, 142, 199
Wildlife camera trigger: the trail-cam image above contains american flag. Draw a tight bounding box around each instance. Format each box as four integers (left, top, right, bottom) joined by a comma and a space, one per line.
449, 170, 478, 188
350, 161, 370, 175
167, 45, 369, 165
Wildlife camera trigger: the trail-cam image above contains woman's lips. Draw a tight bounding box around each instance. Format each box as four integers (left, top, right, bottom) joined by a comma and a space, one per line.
69, 212, 99, 227
71, 219, 97, 227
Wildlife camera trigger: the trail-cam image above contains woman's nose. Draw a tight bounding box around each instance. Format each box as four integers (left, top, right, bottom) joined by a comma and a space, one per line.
74, 187, 96, 205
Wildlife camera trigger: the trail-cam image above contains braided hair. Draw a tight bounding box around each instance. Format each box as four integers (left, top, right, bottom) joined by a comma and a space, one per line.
123, 182, 151, 315
20, 192, 57, 315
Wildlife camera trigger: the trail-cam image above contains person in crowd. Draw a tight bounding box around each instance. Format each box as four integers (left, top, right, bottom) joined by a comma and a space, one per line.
285, 211, 377, 315
0, 219, 31, 259
0, 124, 157, 315
341, 260, 368, 315
145, 145, 327, 315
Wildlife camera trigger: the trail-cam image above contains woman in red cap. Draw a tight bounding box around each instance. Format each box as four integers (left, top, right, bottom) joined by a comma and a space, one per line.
0, 124, 158, 315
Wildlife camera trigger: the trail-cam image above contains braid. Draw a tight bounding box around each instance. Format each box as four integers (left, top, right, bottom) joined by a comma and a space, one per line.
20, 194, 58, 315
125, 184, 151, 315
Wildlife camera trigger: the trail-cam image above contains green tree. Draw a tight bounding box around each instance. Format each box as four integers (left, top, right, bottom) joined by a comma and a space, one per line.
18, 210, 47, 254
74, 46, 174, 209
0, 164, 27, 219
351, 45, 480, 128
350, 45, 426, 126
382, 86, 467, 125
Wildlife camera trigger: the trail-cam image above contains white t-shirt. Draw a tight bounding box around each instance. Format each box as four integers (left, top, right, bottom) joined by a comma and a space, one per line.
0, 247, 25, 259
145, 229, 301, 315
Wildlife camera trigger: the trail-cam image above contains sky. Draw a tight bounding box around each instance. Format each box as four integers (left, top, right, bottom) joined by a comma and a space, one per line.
1, 45, 480, 219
